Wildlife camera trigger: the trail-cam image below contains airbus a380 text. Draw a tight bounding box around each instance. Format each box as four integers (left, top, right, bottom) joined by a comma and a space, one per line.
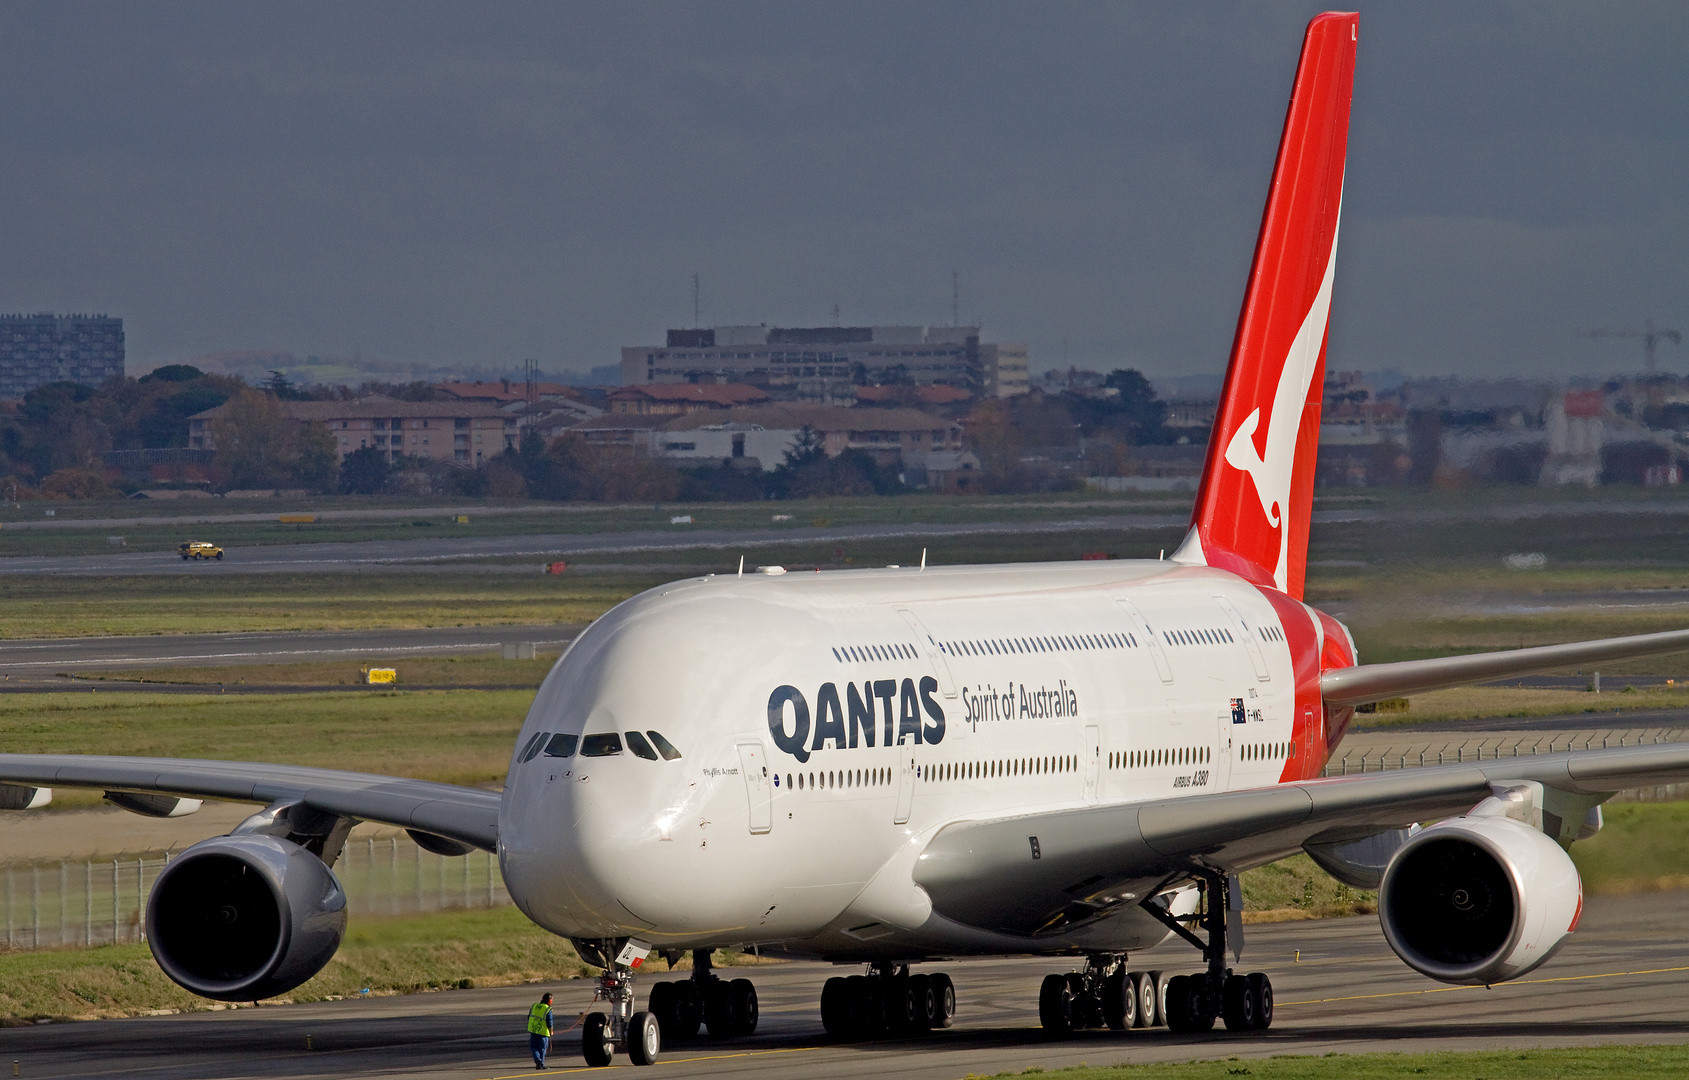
6, 11, 1689, 1069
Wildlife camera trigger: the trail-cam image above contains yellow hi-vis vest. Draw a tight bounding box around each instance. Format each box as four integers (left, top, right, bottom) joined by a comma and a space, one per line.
528, 1001, 552, 1035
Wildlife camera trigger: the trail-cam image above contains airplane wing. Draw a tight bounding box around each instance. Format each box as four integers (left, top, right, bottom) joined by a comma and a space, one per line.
1321, 627, 1689, 707
912, 742, 1689, 935
0, 754, 499, 852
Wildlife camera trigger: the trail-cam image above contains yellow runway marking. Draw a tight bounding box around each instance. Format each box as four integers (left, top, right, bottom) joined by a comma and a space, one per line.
476, 1045, 813, 1078
1280, 964, 1689, 1006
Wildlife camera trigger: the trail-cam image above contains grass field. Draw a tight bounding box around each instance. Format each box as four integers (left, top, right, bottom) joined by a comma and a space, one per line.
1358, 683, 1689, 727
0, 573, 656, 638
69, 653, 560, 688
981, 1046, 1689, 1080
0, 689, 532, 805
0, 905, 588, 1021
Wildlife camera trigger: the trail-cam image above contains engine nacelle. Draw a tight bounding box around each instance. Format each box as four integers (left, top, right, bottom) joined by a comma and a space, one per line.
145, 834, 348, 1001
1379, 814, 1581, 986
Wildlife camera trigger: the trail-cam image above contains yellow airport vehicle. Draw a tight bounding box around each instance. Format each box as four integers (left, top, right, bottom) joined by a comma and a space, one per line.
177, 541, 224, 561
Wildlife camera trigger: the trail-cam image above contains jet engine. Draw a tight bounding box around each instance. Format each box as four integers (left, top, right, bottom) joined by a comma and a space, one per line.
145, 834, 348, 1001
1378, 814, 1581, 986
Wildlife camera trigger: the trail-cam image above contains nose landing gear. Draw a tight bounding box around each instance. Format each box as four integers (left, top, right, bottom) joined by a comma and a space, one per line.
820, 963, 956, 1041
578, 941, 663, 1066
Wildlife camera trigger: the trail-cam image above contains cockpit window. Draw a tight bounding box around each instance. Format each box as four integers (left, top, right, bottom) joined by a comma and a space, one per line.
624, 731, 659, 761
544, 733, 578, 758
519, 732, 548, 763
580, 732, 623, 757
646, 731, 683, 761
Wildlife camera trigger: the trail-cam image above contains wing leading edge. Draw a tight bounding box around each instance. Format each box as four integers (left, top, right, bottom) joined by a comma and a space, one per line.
912, 742, 1689, 936
0, 754, 499, 852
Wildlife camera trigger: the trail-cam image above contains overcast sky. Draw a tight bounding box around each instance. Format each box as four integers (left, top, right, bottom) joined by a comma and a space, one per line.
0, 1, 1684, 381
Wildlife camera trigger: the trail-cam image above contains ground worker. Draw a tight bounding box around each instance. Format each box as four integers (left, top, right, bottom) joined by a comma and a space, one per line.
527, 992, 554, 1069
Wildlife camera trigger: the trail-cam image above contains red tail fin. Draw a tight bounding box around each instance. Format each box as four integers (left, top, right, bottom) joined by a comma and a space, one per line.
1175, 13, 1357, 600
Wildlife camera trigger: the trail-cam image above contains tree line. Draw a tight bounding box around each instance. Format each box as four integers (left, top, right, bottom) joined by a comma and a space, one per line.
0, 366, 1171, 501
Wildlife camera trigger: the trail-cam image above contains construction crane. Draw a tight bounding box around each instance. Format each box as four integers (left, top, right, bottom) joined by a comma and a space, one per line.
1582, 318, 1682, 372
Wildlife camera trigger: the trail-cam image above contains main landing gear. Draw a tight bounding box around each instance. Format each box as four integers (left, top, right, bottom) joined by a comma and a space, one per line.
645, 949, 759, 1044
820, 964, 957, 1040
1038, 870, 1272, 1037
1143, 869, 1272, 1034
1038, 956, 1170, 1032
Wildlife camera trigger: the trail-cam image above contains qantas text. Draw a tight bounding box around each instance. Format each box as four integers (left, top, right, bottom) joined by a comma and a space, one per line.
767, 677, 944, 763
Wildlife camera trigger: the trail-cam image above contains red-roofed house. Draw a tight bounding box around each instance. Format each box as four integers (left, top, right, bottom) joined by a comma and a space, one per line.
607, 384, 771, 415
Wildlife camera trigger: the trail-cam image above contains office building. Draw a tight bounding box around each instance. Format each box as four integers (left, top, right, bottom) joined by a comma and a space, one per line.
621, 326, 1029, 401
0, 313, 124, 398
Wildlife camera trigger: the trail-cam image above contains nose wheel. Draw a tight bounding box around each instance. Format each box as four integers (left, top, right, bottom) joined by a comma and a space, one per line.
580, 943, 663, 1066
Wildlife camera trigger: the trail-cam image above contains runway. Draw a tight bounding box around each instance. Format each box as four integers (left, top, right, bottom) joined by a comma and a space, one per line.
0, 514, 1191, 576
6, 890, 1687, 1079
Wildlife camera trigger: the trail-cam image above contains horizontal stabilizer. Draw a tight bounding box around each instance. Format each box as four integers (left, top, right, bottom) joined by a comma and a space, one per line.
1320, 628, 1689, 708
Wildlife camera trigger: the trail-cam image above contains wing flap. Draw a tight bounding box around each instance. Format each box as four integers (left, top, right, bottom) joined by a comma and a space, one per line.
0, 754, 500, 852
1320, 628, 1689, 707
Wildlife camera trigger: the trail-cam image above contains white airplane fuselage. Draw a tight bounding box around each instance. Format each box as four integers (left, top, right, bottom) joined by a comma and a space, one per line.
498, 558, 1333, 959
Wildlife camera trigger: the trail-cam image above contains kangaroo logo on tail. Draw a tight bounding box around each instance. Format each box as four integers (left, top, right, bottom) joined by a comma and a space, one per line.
1221, 217, 1340, 593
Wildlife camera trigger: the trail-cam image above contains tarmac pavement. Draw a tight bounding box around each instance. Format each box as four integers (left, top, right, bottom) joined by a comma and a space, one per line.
4, 889, 1686, 1079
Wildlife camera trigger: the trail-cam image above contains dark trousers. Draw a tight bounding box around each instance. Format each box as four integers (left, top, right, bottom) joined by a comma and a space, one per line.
530, 1033, 550, 1065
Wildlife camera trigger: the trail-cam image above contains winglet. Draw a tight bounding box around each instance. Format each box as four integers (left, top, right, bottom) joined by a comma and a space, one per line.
1174, 12, 1357, 600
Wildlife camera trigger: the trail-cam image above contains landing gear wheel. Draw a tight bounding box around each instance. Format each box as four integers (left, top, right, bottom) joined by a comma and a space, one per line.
728, 978, 759, 1036
672, 980, 702, 1038
890, 976, 923, 1032
1221, 973, 1257, 1032
1102, 968, 1134, 1030
1038, 973, 1074, 1034
820, 977, 849, 1037
909, 974, 936, 1030
582, 1012, 614, 1067
1129, 971, 1154, 1028
845, 974, 885, 1039
627, 1010, 661, 1066
932, 972, 956, 1028
704, 979, 734, 1038
1246, 972, 1273, 1030
1149, 970, 1170, 1028
1163, 975, 1215, 1034
648, 981, 676, 1037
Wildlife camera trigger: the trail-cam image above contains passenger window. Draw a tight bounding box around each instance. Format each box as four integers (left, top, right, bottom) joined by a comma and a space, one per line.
625, 731, 659, 760
647, 731, 683, 760
544, 733, 578, 758
519, 732, 548, 763
580, 733, 623, 757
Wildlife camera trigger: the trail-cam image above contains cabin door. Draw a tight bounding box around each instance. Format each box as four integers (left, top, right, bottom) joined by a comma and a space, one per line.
1082, 725, 1101, 804
893, 747, 916, 824
736, 737, 772, 834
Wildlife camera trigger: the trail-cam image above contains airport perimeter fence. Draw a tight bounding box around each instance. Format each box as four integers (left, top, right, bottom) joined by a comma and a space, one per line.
0, 833, 511, 953
1322, 727, 1689, 801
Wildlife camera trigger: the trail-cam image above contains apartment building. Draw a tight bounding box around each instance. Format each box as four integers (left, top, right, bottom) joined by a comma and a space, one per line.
189, 395, 517, 465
